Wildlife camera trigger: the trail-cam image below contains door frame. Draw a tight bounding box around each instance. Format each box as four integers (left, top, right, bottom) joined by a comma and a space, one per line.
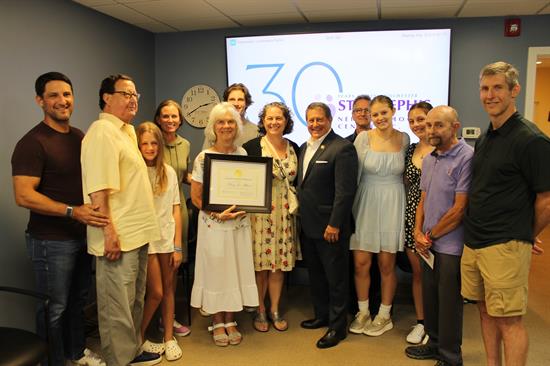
525, 46, 550, 120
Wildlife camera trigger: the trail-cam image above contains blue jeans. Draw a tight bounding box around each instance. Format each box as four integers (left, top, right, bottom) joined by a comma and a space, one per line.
26, 233, 92, 365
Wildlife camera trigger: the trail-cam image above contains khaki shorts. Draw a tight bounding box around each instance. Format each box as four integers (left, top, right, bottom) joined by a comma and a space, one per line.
461, 240, 532, 317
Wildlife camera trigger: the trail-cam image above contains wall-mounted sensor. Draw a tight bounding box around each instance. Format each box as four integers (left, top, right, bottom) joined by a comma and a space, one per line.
463, 127, 481, 139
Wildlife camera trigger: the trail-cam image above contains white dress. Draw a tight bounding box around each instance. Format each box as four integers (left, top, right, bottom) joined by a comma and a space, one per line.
148, 164, 180, 254
190, 148, 259, 314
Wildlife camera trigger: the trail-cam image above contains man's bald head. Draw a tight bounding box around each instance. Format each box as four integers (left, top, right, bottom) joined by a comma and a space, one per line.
429, 105, 459, 124
426, 105, 461, 152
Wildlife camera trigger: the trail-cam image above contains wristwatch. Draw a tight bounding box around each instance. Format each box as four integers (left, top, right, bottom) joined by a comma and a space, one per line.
65, 206, 74, 218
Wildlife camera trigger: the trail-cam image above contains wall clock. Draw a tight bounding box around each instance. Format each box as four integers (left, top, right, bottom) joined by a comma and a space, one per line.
181, 84, 220, 128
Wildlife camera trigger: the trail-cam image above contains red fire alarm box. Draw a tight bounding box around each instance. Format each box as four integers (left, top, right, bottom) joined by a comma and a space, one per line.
505, 18, 521, 37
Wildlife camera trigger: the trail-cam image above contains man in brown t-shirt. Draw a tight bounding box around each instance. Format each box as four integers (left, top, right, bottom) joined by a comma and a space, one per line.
11, 72, 109, 366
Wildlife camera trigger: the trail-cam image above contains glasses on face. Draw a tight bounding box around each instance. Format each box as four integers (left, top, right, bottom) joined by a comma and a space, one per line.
353, 108, 370, 114
113, 91, 141, 100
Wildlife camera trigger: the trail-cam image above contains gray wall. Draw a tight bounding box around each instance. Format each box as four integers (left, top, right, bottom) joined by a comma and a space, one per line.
155, 15, 550, 162
0, 0, 155, 328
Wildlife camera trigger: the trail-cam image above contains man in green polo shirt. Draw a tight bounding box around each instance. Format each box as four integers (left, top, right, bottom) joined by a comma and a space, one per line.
462, 61, 550, 366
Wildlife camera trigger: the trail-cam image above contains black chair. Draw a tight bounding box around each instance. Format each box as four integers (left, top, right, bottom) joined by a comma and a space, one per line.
0, 286, 50, 365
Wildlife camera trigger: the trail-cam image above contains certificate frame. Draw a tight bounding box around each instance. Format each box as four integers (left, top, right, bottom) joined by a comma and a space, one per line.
202, 153, 273, 213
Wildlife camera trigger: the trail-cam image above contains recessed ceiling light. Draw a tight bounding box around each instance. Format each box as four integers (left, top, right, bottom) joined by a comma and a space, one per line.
536, 61, 542, 64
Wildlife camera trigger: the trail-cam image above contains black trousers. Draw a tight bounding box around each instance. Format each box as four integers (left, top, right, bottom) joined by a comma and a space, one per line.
301, 233, 349, 337
422, 252, 463, 366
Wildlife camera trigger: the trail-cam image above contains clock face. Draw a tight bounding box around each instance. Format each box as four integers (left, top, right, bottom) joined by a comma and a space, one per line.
181, 84, 220, 128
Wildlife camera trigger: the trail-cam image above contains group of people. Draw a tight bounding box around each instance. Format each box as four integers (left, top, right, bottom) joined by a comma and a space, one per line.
11, 60, 550, 366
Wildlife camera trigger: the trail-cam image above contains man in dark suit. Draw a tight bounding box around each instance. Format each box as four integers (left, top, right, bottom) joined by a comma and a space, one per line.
297, 102, 358, 348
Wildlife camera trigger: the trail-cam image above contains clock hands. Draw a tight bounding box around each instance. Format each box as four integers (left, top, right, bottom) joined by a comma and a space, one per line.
187, 102, 214, 116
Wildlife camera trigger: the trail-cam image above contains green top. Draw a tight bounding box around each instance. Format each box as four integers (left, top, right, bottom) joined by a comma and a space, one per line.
163, 134, 190, 187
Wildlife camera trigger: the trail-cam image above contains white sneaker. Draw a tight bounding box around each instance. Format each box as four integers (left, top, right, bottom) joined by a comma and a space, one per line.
159, 318, 191, 337
348, 312, 371, 334
172, 319, 191, 336
141, 340, 165, 355
363, 314, 393, 336
164, 337, 183, 361
72, 348, 106, 366
406, 323, 426, 344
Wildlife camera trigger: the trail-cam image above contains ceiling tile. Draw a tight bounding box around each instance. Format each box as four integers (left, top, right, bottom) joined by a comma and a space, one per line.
93, 4, 155, 23
459, 0, 549, 17
126, 0, 223, 20
383, 0, 462, 6
382, 5, 459, 19
207, 0, 298, 16
73, 0, 115, 5
72, 0, 549, 33
168, 17, 239, 31
303, 7, 378, 22
115, 0, 163, 3
296, 0, 377, 11
234, 12, 306, 27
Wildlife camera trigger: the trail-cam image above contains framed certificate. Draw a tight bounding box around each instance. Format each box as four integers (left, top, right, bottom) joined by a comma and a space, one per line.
202, 154, 273, 213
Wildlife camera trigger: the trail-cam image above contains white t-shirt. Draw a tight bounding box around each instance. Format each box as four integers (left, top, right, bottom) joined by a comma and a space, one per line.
148, 164, 180, 253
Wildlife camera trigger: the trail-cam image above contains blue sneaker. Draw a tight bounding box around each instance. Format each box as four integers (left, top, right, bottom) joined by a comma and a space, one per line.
129, 351, 161, 366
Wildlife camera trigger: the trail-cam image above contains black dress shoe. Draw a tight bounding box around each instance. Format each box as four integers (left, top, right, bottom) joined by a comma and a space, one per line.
405, 344, 438, 360
301, 318, 328, 329
316, 329, 346, 349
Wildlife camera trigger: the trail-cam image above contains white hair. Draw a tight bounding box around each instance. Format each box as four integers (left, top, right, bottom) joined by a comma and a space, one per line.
203, 102, 243, 147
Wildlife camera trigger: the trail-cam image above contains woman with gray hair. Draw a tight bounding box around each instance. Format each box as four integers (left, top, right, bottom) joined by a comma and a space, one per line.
190, 102, 259, 347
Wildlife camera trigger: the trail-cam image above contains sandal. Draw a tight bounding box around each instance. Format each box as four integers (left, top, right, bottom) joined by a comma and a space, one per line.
208, 323, 229, 347
164, 337, 182, 361
253, 311, 270, 332
224, 321, 242, 345
141, 339, 165, 354
269, 311, 288, 331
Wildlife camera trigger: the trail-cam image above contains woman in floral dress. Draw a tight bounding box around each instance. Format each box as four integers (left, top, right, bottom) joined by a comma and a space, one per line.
243, 102, 300, 332
403, 101, 434, 344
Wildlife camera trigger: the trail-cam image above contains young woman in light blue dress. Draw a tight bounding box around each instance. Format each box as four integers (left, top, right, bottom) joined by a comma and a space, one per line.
349, 95, 409, 337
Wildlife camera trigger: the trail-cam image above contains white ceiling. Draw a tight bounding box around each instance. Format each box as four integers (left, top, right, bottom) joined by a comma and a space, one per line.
73, 0, 550, 33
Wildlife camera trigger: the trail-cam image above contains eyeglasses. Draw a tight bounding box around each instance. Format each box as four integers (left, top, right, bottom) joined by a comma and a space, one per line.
112, 91, 140, 100
353, 108, 370, 114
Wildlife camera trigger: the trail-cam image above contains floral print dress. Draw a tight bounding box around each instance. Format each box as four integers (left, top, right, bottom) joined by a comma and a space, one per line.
404, 143, 422, 251
251, 137, 301, 272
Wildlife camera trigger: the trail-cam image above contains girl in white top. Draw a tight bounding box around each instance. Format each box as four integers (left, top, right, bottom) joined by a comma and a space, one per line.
137, 122, 183, 361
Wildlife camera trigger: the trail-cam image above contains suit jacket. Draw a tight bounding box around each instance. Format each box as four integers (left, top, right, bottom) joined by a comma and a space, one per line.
297, 130, 358, 239
345, 131, 358, 143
